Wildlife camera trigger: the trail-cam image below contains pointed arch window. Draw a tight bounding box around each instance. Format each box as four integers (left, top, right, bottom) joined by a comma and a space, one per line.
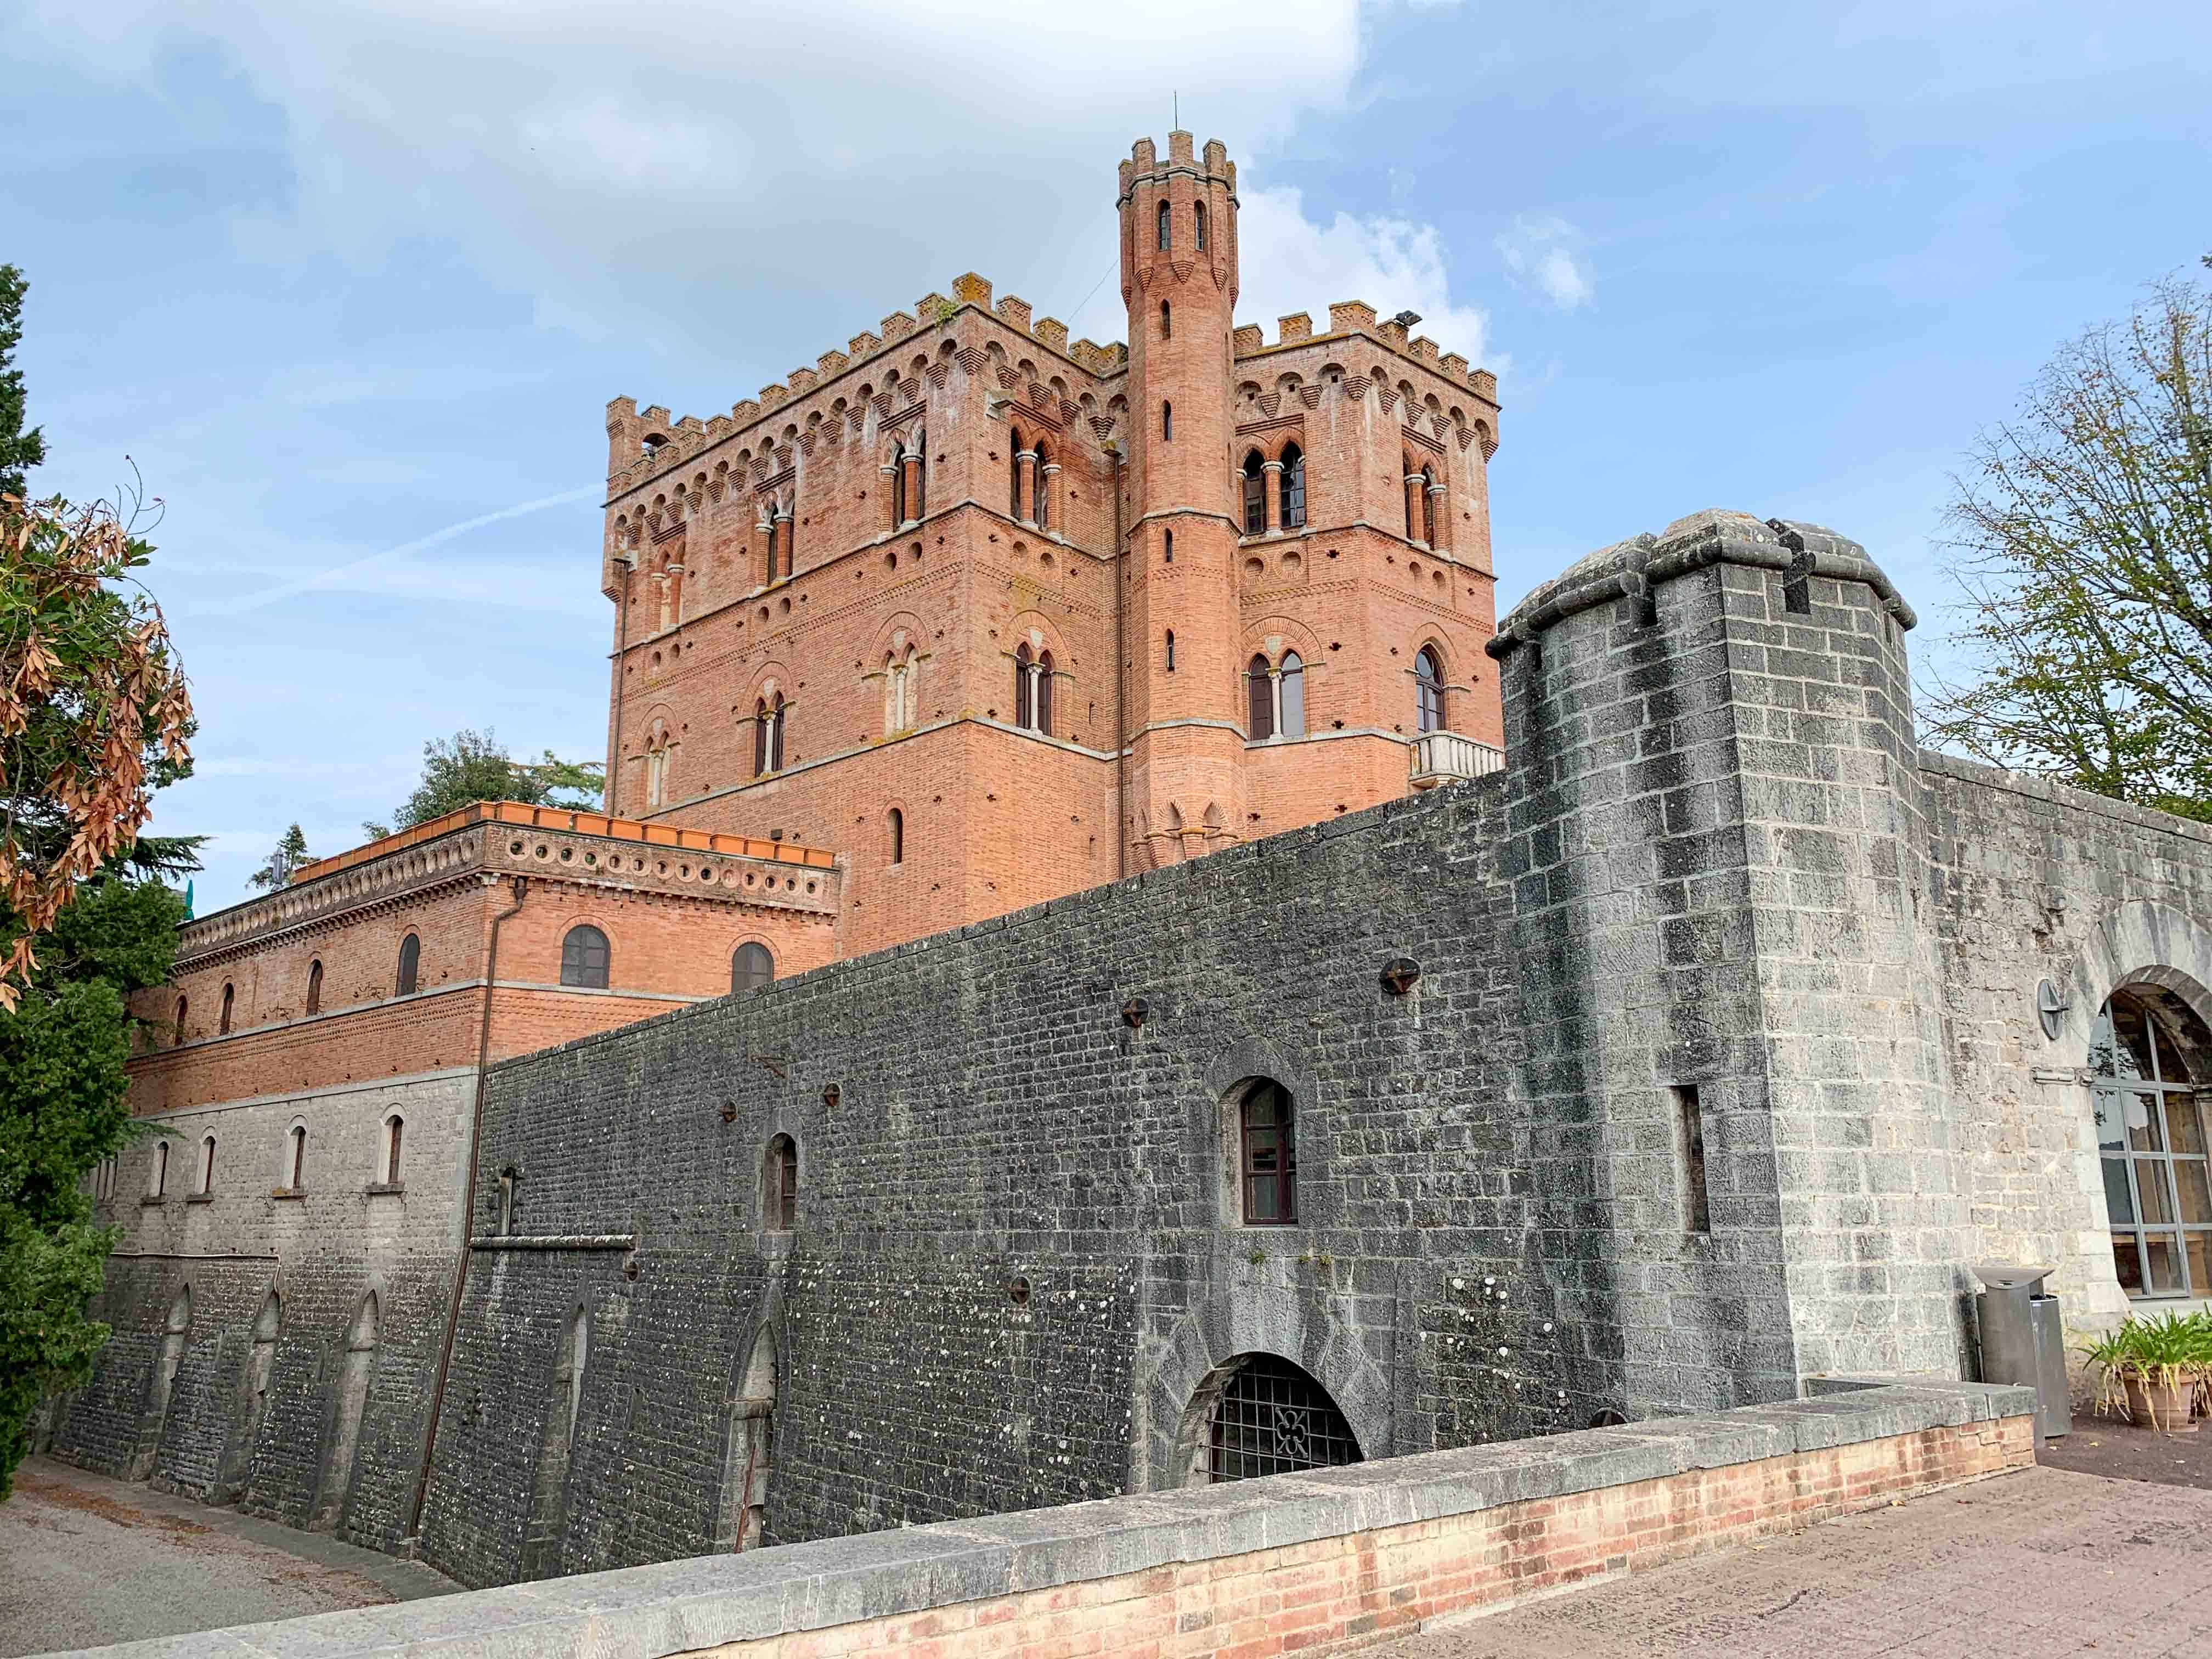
1156, 199, 1171, 250
1420, 464, 1437, 544
1281, 444, 1306, 529
1009, 433, 1024, 517
754, 694, 786, 775
1014, 642, 1035, 730
306, 960, 323, 1015
1242, 452, 1266, 536
396, 934, 420, 997
1034, 440, 1051, 532
732, 943, 774, 993
1035, 651, 1054, 737
1247, 654, 1275, 740
1279, 651, 1306, 737
1194, 201, 1208, 251
561, 924, 611, 990
1415, 646, 1446, 734
218, 982, 234, 1035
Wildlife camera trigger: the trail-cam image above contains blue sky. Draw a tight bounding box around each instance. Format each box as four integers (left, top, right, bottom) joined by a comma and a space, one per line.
8, 0, 2208, 911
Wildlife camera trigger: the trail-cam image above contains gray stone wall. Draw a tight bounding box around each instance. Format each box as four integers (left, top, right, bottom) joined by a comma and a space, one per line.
417, 775, 1582, 1588
1923, 754, 2212, 1330
50, 1069, 475, 1553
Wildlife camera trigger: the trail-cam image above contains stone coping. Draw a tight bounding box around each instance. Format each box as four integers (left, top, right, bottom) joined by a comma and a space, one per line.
49, 1381, 2033, 1659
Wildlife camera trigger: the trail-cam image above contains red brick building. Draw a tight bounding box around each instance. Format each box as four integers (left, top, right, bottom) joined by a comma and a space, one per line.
603, 131, 1503, 959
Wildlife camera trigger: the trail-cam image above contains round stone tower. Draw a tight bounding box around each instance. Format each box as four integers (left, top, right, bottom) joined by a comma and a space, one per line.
1118, 132, 1244, 867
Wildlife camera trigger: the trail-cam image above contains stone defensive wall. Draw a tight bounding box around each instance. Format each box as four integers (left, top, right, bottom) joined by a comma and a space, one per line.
53, 1381, 2035, 1659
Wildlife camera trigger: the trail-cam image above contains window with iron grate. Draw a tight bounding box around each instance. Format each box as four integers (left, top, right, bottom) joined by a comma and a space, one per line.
1209, 1355, 1362, 1482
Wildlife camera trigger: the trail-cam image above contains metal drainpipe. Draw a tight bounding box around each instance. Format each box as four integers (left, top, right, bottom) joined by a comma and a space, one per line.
404, 871, 527, 1548
1111, 445, 1127, 882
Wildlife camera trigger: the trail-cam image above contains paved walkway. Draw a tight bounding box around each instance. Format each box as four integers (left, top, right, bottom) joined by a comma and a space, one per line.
0, 1457, 454, 1658
1372, 1463, 2212, 1658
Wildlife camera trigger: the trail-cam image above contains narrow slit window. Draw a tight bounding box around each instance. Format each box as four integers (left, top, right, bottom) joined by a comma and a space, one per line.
1161, 401, 1172, 442
1242, 452, 1265, 535
1677, 1085, 1710, 1233
1160, 301, 1170, 339
384, 1116, 404, 1186
1247, 654, 1274, 740
396, 934, 420, 997
219, 982, 234, 1035
1163, 529, 1173, 564
1281, 444, 1306, 530
199, 1135, 217, 1194
288, 1125, 307, 1190
305, 960, 322, 1014
888, 807, 904, 865
764, 1135, 798, 1232
173, 996, 187, 1046
1193, 201, 1207, 251
1165, 630, 1176, 672
1156, 199, 1171, 250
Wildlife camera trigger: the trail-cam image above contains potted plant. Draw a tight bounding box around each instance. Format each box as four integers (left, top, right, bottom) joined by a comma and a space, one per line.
2079, 1311, 2212, 1431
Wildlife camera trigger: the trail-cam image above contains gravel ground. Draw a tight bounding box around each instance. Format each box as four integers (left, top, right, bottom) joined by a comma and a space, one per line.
0, 1457, 454, 1658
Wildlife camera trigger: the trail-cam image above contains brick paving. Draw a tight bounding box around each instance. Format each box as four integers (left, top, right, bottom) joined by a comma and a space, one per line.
1372, 1465, 2212, 1658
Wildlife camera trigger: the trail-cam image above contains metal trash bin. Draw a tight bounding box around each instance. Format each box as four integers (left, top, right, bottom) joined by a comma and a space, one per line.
1974, 1263, 2071, 1441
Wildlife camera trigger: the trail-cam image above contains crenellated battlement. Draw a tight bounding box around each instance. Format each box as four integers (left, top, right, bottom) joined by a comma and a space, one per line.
603, 272, 1134, 496
1230, 303, 1498, 410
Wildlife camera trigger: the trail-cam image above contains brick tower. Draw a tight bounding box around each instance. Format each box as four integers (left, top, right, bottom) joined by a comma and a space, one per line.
1119, 133, 1245, 866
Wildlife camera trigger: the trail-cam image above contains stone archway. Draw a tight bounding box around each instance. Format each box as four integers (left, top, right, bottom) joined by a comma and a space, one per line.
1171, 1351, 1364, 1486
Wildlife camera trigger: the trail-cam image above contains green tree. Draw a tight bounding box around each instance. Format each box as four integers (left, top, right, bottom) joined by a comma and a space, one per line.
0, 266, 44, 499
246, 822, 314, 891
362, 727, 602, 839
1922, 274, 2212, 820
0, 872, 188, 1498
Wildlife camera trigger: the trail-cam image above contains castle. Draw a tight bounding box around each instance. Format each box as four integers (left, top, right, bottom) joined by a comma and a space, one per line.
40, 135, 2212, 1598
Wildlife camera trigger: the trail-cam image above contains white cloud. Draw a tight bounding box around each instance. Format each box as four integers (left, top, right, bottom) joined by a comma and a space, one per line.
21, 0, 1456, 358
1224, 185, 1491, 365
1495, 216, 1594, 311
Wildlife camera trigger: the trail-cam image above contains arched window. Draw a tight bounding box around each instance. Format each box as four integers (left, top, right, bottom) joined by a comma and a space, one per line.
754, 695, 786, 775
1009, 433, 1024, 517
1156, 199, 1171, 250
1281, 444, 1306, 530
1034, 441, 1051, 532
219, 982, 234, 1035
732, 942, 774, 994
1420, 464, 1437, 544
396, 934, 420, 997
1201, 1355, 1361, 1483
1165, 630, 1176, 672
1239, 1080, 1297, 1224
1014, 642, 1034, 730
1415, 647, 1446, 734
1163, 529, 1173, 564
561, 924, 611, 989
173, 996, 186, 1046
199, 1134, 217, 1195
287, 1124, 307, 1190
2095, 986, 2212, 1297
1194, 201, 1208, 251
1036, 651, 1055, 737
888, 808, 904, 865
1160, 301, 1171, 339
885, 647, 917, 733
383, 1115, 404, 1185
1280, 651, 1306, 737
1404, 459, 1421, 540
1161, 401, 1172, 442
306, 960, 322, 1015
1247, 654, 1275, 740
763, 1135, 798, 1232
151, 1141, 168, 1198
1242, 452, 1266, 535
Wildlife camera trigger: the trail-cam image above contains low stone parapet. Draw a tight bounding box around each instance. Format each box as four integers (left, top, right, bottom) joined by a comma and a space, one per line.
50, 1381, 2033, 1659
